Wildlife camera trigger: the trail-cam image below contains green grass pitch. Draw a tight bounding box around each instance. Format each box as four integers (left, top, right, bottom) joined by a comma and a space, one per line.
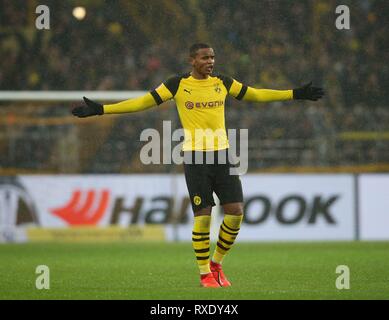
0, 241, 388, 299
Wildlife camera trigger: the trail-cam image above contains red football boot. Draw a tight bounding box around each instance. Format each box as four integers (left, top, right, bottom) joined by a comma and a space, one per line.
200, 273, 221, 288
210, 260, 231, 287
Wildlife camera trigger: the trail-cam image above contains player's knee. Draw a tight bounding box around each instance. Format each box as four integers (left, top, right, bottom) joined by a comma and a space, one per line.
193, 206, 212, 216
222, 202, 243, 215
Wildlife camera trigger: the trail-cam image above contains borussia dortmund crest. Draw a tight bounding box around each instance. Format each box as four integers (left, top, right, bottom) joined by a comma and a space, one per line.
214, 84, 221, 94
193, 195, 202, 206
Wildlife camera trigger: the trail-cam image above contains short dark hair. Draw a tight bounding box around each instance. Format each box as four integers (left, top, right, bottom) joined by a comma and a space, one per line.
189, 43, 211, 58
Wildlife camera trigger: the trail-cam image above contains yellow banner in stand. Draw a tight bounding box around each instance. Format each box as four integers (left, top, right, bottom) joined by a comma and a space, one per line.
26, 226, 166, 242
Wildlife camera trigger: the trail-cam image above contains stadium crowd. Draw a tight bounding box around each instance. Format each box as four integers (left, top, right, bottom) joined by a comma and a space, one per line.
1, 0, 388, 173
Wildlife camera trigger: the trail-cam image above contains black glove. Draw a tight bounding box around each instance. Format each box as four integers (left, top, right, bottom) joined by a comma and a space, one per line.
71, 97, 104, 117
293, 82, 324, 101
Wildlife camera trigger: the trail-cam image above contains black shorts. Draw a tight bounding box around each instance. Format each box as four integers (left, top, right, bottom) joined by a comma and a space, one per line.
183, 150, 244, 212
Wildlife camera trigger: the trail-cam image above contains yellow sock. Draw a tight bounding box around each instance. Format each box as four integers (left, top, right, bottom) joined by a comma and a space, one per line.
192, 215, 211, 274
212, 214, 243, 265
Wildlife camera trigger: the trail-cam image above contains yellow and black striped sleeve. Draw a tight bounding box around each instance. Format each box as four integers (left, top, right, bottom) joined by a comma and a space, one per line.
219, 74, 293, 102
103, 75, 182, 114
149, 75, 182, 104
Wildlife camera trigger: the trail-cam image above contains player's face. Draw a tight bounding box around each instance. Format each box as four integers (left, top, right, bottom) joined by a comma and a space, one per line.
191, 48, 215, 77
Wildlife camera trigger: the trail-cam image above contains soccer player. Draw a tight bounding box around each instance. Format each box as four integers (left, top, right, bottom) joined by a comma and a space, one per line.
72, 43, 324, 288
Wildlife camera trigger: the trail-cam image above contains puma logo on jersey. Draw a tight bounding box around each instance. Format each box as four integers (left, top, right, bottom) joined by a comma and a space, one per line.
184, 89, 192, 94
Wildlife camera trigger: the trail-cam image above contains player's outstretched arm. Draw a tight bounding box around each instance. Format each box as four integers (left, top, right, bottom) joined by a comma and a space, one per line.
71, 93, 158, 118
103, 93, 158, 114
242, 82, 324, 103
